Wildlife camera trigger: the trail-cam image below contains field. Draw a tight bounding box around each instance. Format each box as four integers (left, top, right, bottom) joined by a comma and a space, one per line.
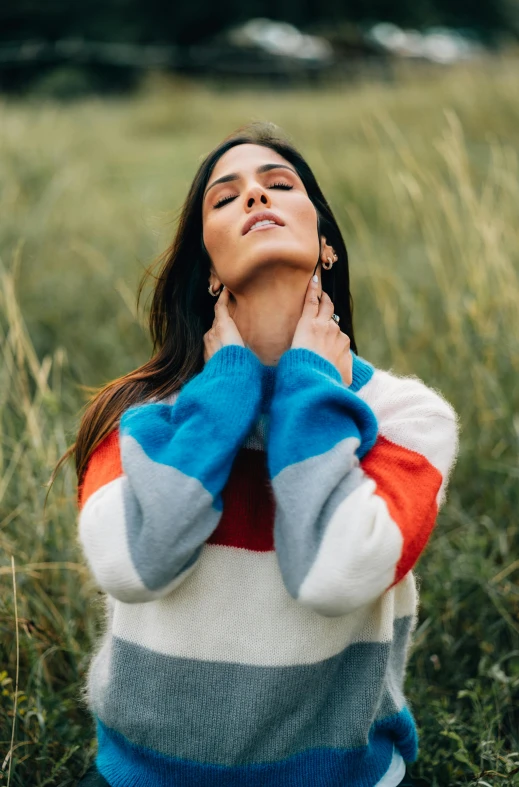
0, 58, 518, 786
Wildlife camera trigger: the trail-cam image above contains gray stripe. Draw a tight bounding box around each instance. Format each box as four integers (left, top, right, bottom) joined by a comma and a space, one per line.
121, 436, 220, 591
272, 437, 364, 598
373, 614, 412, 720
88, 616, 413, 765
378, 605, 417, 719
243, 414, 269, 451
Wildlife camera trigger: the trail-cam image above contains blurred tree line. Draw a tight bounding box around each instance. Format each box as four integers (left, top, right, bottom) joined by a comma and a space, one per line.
1, 0, 518, 93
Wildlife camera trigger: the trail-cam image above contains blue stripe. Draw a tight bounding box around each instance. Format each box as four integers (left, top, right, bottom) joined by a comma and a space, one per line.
96, 707, 417, 787
268, 349, 378, 478
119, 345, 264, 498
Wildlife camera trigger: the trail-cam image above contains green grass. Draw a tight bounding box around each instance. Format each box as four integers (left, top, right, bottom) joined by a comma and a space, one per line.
1, 59, 519, 785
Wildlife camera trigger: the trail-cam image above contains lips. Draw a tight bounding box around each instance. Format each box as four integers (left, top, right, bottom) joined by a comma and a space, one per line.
242, 211, 285, 236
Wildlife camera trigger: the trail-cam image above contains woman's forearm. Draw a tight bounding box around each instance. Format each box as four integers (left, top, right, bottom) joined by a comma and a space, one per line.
267, 349, 459, 616
78, 344, 264, 603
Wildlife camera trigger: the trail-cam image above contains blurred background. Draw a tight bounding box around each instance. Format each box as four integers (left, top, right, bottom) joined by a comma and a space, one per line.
1, 0, 519, 96
0, 1, 518, 786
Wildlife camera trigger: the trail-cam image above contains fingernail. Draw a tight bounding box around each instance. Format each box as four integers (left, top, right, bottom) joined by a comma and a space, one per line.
222, 285, 226, 290
312, 275, 318, 284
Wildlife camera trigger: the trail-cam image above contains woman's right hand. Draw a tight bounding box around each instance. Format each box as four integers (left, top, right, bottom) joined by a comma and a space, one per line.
203, 287, 245, 363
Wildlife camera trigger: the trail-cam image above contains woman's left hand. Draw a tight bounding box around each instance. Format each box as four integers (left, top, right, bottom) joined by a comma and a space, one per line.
291, 274, 353, 387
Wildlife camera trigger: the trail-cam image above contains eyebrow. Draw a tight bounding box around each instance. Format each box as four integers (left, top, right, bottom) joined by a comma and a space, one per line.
204, 163, 298, 199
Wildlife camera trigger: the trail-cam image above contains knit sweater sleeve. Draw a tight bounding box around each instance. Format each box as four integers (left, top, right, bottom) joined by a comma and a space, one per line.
267, 348, 459, 617
77, 344, 264, 603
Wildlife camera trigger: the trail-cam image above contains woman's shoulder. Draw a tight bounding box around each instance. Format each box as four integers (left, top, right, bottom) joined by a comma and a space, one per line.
352, 352, 458, 426
118, 387, 181, 422
353, 354, 459, 500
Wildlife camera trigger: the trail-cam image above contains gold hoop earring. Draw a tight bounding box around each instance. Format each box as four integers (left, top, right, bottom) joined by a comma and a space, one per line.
208, 283, 221, 297
322, 256, 334, 271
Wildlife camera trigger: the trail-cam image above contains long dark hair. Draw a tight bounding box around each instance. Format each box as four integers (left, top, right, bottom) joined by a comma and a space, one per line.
48, 121, 357, 503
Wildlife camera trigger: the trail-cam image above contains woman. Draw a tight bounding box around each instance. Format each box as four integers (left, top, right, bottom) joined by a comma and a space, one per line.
72, 122, 459, 786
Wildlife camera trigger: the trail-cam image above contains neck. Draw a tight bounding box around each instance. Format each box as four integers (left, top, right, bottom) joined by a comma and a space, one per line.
229, 269, 312, 366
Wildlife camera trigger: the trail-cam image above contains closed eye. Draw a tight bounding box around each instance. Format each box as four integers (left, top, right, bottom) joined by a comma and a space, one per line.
213, 182, 294, 209
213, 194, 237, 209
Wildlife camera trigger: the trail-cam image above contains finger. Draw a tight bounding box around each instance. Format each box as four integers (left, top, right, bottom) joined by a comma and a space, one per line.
216, 291, 238, 335
316, 290, 335, 322
216, 286, 229, 306
301, 275, 321, 319
212, 288, 225, 322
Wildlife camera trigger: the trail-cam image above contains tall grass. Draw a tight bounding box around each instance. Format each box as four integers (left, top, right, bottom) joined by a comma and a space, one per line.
1, 60, 518, 785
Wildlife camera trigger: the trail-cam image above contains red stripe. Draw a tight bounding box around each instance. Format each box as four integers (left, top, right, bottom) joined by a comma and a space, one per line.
77, 429, 123, 511
361, 435, 442, 584
208, 448, 275, 552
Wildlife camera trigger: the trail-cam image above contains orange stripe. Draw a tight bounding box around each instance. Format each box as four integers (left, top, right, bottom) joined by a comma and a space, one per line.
361, 435, 442, 585
77, 429, 123, 511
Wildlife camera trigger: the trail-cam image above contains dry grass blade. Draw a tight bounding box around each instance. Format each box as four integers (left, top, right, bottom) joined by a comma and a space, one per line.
3, 556, 20, 785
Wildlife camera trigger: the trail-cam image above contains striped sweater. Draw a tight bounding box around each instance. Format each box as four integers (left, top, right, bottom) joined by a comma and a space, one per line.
77, 344, 459, 787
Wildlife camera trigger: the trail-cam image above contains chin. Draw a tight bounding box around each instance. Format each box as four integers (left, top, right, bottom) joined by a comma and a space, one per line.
246, 245, 317, 273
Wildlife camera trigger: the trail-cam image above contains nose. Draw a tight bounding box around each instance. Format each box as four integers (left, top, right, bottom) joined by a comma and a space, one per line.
244, 183, 271, 210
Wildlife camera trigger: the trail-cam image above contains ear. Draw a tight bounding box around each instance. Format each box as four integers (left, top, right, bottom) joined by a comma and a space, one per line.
208, 273, 222, 293
319, 235, 337, 266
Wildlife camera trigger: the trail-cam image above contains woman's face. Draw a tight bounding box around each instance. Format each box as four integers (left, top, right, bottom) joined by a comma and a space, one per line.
202, 144, 322, 291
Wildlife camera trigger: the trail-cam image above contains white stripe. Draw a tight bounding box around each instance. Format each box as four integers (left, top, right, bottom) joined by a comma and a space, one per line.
358, 370, 459, 505
78, 477, 198, 603
299, 481, 404, 616
111, 542, 416, 666
374, 747, 407, 787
